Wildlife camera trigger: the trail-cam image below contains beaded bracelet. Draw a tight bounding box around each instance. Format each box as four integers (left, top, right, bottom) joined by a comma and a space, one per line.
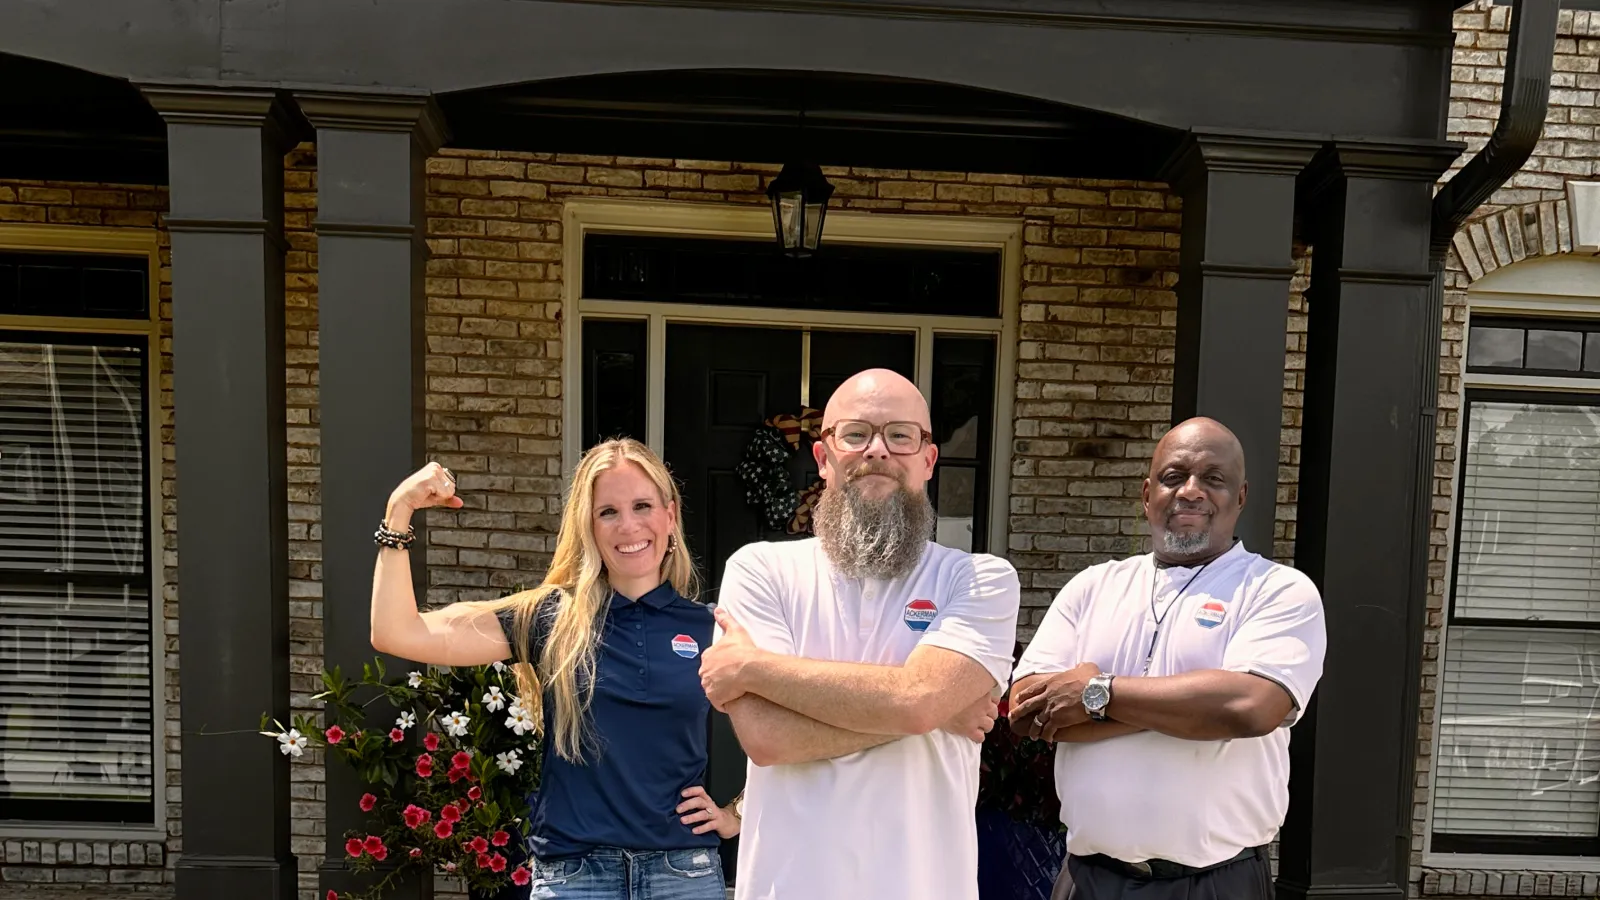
374, 520, 416, 550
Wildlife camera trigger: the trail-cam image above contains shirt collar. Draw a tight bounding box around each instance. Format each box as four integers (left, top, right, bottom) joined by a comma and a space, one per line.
609, 580, 678, 610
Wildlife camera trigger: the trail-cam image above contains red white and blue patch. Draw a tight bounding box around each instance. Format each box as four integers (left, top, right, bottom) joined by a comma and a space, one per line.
1195, 602, 1227, 629
904, 599, 938, 632
671, 634, 700, 658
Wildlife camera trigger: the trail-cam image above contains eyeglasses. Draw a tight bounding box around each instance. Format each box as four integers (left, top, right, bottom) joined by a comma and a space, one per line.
819, 420, 933, 455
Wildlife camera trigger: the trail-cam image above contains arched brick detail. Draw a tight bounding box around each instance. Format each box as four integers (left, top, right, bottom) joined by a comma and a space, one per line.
1446, 197, 1577, 288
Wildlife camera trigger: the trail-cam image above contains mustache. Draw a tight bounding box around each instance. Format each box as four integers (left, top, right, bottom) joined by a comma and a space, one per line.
1166, 502, 1213, 519
845, 460, 906, 484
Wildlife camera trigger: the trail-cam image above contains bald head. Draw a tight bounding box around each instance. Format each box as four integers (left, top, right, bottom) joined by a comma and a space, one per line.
1150, 417, 1247, 484
1142, 417, 1249, 564
823, 368, 930, 430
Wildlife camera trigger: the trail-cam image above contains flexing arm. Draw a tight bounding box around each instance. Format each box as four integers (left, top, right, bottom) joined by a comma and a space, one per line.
369, 463, 511, 666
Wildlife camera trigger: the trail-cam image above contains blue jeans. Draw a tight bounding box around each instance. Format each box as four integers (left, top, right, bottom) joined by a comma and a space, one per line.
529, 846, 725, 900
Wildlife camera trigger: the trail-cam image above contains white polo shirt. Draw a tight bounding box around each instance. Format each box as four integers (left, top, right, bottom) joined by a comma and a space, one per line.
1013, 541, 1325, 869
715, 538, 1020, 900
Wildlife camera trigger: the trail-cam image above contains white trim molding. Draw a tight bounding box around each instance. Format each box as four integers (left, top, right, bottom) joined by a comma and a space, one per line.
560, 197, 1022, 555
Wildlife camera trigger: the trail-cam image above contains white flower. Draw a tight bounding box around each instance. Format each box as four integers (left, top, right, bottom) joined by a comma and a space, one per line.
440, 710, 471, 738
505, 705, 536, 736
277, 729, 308, 758
395, 711, 416, 730
491, 660, 506, 673
481, 686, 506, 713
495, 749, 523, 774
407, 671, 423, 689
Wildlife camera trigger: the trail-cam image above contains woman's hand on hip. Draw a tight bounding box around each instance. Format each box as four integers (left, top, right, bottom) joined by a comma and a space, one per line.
677, 786, 739, 839
387, 462, 464, 524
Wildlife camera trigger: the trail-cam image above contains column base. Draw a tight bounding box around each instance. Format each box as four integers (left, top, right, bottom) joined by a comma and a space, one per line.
1276, 880, 1405, 900
176, 853, 296, 900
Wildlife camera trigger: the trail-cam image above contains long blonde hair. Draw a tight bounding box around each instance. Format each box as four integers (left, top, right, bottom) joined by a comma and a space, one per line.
486, 438, 698, 762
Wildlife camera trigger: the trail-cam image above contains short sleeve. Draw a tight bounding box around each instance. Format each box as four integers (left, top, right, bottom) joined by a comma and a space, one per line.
496, 593, 559, 666
712, 544, 797, 656
1012, 571, 1091, 683
916, 553, 1020, 690
1221, 569, 1327, 726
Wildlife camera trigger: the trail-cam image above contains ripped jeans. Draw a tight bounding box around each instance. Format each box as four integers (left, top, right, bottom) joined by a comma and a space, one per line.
528, 846, 726, 900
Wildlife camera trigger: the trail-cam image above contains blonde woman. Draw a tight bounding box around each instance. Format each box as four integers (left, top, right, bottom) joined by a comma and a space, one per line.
371, 439, 739, 899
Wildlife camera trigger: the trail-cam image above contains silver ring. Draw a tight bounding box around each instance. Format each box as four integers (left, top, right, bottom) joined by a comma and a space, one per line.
442, 466, 456, 485
1034, 714, 1047, 726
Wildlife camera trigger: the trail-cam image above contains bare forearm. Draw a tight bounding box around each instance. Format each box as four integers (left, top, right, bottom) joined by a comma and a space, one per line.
370, 506, 509, 666
725, 695, 899, 766
1107, 670, 1290, 740
1051, 721, 1144, 743
742, 655, 922, 734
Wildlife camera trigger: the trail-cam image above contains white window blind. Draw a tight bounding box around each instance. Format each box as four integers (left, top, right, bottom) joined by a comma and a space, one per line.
1455, 400, 1600, 624
0, 340, 153, 819
1435, 626, 1600, 837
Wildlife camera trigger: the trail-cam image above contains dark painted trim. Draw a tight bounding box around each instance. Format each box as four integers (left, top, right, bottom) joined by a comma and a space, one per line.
550, 0, 1459, 45
314, 221, 419, 238
1196, 262, 1300, 279
295, 92, 449, 153
157, 89, 299, 900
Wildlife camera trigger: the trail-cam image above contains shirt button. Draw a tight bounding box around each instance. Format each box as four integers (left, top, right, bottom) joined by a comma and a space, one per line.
639, 668, 645, 675
637, 641, 643, 647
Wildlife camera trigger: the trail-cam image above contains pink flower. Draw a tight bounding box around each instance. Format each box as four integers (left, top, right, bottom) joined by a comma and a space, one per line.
402, 805, 425, 829
363, 836, 383, 855
370, 846, 388, 862
440, 804, 461, 824
328, 891, 340, 900
409, 848, 422, 859
511, 867, 531, 887
325, 725, 345, 744
358, 793, 376, 812
434, 820, 454, 840
423, 733, 440, 752
444, 863, 457, 873
489, 854, 507, 873
476, 853, 493, 870
469, 836, 489, 854
468, 787, 483, 802
415, 754, 434, 778
345, 838, 364, 858
451, 751, 473, 770
447, 768, 466, 784
389, 728, 405, 743
491, 831, 509, 847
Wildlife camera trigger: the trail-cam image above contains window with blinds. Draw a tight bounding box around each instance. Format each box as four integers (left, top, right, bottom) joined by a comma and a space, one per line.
0, 336, 153, 824
1435, 394, 1600, 855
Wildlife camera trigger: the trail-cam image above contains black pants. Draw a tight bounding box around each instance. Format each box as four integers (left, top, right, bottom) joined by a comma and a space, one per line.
1050, 851, 1274, 900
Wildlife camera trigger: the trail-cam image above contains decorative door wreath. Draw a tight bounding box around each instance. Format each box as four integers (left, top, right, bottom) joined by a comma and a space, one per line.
736, 407, 826, 534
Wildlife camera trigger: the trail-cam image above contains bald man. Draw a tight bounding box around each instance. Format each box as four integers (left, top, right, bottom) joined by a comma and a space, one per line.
698, 368, 1020, 900
1009, 418, 1326, 900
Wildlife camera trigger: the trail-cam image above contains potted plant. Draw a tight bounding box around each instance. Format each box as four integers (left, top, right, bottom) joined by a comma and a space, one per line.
261, 656, 542, 900
975, 642, 1067, 900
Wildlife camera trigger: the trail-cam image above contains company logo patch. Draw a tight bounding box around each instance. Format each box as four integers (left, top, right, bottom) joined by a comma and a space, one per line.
671, 634, 700, 658
1195, 602, 1226, 629
904, 599, 938, 632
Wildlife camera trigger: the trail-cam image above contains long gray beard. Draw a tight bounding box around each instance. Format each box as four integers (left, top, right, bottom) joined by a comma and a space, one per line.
815, 479, 936, 581
1161, 528, 1212, 557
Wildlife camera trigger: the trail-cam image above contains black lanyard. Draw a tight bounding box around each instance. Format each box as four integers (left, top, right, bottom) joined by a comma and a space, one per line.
1143, 560, 1212, 675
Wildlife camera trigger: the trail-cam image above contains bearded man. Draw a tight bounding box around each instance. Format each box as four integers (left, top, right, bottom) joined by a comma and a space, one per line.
698, 368, 1019, 900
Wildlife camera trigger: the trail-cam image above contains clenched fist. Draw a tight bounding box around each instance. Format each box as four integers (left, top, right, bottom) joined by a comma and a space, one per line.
386, 462, 464, 527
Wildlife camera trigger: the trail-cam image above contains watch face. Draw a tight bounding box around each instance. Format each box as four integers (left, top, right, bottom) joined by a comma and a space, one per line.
1083, 682, 1109, 709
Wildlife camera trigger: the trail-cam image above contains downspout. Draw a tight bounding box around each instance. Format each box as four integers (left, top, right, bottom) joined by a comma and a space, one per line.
1402, 0, 1558, 870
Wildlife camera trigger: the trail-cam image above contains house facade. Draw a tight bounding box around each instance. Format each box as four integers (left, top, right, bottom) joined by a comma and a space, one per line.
2, 1, 1598, 899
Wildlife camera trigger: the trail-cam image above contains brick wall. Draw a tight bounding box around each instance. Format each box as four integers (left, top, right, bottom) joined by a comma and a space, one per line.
1416, 3, 1600, 898
0, 180, 177, 895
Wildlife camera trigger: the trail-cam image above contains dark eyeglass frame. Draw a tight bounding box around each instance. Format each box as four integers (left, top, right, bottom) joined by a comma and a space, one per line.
818, 419, 934, 455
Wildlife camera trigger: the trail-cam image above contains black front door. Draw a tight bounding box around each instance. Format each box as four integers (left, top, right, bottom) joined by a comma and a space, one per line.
663, 323, 913, 881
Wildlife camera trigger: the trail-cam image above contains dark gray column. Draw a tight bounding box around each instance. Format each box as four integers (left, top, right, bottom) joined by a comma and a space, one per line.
1278, 141, 1459, 900
294, 91, 445, 900
141, 86, 301, 900
1161, 132, 1317, 558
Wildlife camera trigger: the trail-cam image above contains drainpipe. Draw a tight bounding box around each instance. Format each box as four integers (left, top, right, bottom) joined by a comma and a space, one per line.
1402, 0, 1558, 867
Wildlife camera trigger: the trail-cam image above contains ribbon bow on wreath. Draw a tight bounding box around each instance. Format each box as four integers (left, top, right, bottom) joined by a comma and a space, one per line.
736, 407, 827, 535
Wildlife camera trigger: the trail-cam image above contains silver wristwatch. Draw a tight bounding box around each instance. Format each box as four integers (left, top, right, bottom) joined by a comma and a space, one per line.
1083, 674, 1114, 722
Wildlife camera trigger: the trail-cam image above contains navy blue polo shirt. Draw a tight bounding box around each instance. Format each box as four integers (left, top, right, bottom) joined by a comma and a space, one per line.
497, 582, 717, 858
